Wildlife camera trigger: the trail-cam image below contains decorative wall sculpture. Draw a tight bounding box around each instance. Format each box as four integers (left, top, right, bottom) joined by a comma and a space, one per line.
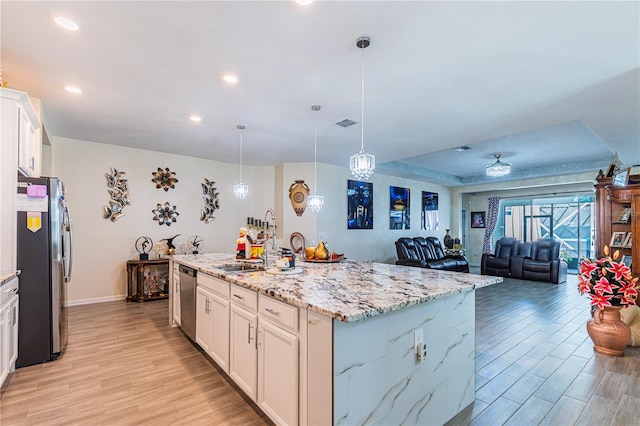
152, 167, 178, 191
103, 167, 130, 221
389, 186, 410, 230
347, 180, 373, 229
421, 191, 439, 231
152, 202, 179, 226
200, 178, 220, 223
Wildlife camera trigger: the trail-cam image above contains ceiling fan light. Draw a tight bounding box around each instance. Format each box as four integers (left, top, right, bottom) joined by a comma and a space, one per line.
486, 154, 511, 177
307, 194, 324, 213
350, 150, 375, 180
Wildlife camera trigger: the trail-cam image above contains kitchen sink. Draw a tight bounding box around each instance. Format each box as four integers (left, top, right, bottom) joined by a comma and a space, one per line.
217, 264, 265, 273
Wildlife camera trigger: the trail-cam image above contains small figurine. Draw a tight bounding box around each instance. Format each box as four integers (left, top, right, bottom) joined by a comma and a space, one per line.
236, 227, 254, 259
160, 234, 181, 255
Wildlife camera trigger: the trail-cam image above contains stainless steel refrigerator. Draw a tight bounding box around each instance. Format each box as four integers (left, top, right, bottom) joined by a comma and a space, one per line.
16, 176, 73, 367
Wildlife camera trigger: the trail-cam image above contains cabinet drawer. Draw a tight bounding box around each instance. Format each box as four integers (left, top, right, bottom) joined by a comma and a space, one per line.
259, 294, 298, 333
198, 273, 229, 298
230, 283, 257, 312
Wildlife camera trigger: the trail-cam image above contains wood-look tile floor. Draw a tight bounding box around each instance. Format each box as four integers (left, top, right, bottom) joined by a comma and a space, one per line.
0, 300, 271, 425
447, 275, 640, 426
2, 275, 639, 425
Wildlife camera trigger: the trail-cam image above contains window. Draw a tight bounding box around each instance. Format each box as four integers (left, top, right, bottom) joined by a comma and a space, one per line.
498, 194, 594, 270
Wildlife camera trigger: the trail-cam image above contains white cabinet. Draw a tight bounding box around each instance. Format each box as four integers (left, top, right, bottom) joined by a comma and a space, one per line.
258, 318, 299, 426
229, 302, 258, 400
196, 286, 213, 354
209, 292, 230, 372
1, 276, 19, 390
18, 105, 38, 177
171, 265, 180, 326
0, 88, 40, 179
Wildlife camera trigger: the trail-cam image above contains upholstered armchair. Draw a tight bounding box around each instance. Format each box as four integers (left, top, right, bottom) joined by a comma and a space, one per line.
395, 237, 427, 268
517, 238, 567, 284
481, 237, 519, 277
413, 237, 469, 273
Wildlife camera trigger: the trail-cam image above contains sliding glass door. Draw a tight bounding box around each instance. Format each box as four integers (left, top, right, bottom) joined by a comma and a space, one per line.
499, 194, 594, 270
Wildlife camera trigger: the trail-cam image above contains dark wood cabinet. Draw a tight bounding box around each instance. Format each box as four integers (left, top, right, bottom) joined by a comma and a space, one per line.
126, 259, 170, 302
594, 175, 639, 277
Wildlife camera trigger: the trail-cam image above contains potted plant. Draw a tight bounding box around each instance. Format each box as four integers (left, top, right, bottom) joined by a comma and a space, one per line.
578, 246, 639, 356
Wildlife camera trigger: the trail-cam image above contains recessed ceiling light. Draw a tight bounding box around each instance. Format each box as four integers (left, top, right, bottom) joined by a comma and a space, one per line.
189, 115, 202, 122
64, 85, 82, 94
221, 74, 238, 84
294, 0, 314, 5
54, 16, 79, 31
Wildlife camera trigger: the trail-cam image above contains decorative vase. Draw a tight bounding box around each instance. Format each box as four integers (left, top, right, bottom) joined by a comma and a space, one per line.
443, 229, 453, 249
586, 306, 631, 357
289, 180, 310, 217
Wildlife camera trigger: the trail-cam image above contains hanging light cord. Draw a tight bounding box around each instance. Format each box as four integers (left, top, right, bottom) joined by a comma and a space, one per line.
360, 46, 365, 153
239, 130, 243, 182
314, 125, 318, 194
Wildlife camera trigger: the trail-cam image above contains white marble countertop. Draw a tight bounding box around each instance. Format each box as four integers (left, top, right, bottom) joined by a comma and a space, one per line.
171, 253, 502, 322
0, 270, 20, 286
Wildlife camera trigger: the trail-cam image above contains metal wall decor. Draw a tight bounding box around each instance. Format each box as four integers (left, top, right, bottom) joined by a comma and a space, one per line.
152, 202, 179, 226
103, 167, 130, 221
152, 167, 178, 191
200, 178, 220, 223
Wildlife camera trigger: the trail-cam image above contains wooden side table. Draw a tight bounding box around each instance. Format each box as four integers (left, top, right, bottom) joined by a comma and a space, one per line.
126, 259, 170, 302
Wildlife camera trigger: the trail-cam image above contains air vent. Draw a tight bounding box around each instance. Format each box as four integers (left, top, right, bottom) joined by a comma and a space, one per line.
454, 146, 471, 152
335, 119, 357, 128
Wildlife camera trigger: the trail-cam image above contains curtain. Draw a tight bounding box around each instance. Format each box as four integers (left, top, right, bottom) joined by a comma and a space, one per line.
482, 197, 501, 254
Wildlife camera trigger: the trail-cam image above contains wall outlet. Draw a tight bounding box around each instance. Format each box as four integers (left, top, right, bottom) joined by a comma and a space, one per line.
417, 343, 427, 361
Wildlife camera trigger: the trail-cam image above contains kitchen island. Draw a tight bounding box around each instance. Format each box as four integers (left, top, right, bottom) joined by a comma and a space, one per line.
170, 253, 501, 426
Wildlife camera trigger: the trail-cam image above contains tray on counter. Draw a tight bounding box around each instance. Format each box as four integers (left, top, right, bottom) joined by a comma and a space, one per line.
302, 256, 345, 263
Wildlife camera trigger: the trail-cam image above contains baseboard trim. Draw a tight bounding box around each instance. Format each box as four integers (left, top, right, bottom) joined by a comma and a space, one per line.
65, 294, 127, 307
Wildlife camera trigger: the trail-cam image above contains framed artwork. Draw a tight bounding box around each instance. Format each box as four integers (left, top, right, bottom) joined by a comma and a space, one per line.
610, 231, 627, 247
347, 180, 373, 229
471, 211, 486, 228
421, 191, 438, 231
605, 163, 616, 178
622, 255, 632, 269
612, 167, 631, 187
623, 232, 632, 248
389, 186, 410, 230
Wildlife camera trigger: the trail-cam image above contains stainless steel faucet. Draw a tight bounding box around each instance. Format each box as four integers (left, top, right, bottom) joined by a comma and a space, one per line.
262, 208, 277, 267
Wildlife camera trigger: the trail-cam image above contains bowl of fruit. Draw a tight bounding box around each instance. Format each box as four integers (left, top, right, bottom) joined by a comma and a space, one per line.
304, 241, 344, 263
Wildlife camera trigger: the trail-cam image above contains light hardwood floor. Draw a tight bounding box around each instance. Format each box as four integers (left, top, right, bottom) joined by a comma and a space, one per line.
0, 299, 271, 425
2, 275, 639, 425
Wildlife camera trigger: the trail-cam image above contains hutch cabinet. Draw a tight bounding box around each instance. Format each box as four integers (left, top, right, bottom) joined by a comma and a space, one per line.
594, 174, 639, 277
126, 259, 169, 302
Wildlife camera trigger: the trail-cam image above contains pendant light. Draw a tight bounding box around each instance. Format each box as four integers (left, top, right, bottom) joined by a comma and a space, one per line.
485, 153, 511, 177
350, 36, 375, 180
307, 105, 324, 213
233, 125, 249, 199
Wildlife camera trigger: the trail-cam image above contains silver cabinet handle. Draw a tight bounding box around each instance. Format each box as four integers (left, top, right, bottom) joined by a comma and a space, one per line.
265, 307, 280, 317
233, 293, 245, 300
257, 330, 261, 349
248, 323, 254, 344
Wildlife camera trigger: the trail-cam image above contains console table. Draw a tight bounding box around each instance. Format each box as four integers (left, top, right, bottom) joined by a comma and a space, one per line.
126, 259, 169, 302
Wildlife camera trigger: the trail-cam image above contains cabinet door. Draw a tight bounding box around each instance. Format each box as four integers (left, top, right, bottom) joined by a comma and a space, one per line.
7, 295, 19, 369
0, 302, 8, 387
209, 292, 230, 373
18, 106, 36, 177
258, 319, 299, 426
230, 304, 257, 400
195, 286, 212, 353
172, 269, 181, 326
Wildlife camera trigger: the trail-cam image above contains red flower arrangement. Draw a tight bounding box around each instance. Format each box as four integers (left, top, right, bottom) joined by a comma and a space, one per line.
578, 246, 639, 309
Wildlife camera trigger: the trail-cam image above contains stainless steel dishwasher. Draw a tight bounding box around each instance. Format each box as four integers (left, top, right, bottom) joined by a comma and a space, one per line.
179, 265, 197, 341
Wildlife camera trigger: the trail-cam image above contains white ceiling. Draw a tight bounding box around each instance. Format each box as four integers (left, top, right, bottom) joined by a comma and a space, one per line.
2, 1, 638, 187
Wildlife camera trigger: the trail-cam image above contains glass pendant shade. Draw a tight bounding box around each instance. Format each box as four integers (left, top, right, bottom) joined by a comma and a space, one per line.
486, 154, 511, 177
350, 150, 375, 180
307, 194, 324, 213
233, 183, 248, 199
234, 124, 248, 199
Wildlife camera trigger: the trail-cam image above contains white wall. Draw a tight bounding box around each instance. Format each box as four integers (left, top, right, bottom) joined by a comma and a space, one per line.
52, 137, 270, 304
